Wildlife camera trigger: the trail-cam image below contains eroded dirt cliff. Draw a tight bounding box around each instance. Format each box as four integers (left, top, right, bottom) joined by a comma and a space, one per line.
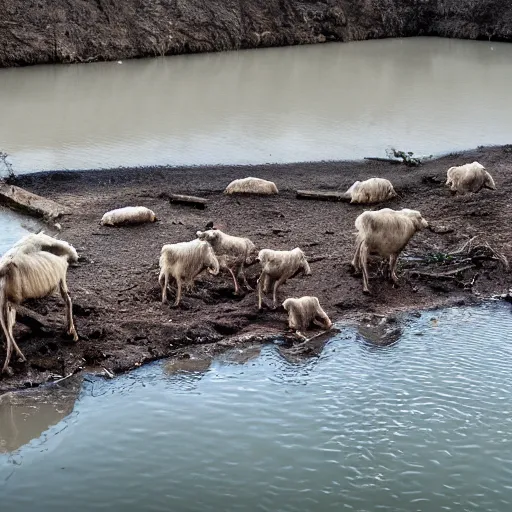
1, 0, 511, 68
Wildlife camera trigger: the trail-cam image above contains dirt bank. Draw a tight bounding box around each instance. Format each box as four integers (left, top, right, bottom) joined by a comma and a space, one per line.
1, 0, 512, 68
0, 144, 511, 392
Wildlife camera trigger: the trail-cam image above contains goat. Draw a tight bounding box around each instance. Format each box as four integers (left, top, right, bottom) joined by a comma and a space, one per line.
345, 177, 397, 204
282, 296, 332, 340
224, 177, 278, 195
101, 206, 156, 226
446, 162, 496, 195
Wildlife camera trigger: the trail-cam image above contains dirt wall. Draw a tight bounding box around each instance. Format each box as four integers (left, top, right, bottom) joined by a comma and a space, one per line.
0, 0, 511, 68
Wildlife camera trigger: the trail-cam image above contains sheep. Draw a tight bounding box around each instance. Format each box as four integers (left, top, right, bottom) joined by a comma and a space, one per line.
0, 232, 79, 373
101, 206, 157, 226
446, 162, 496, 195
196, 229, 257, 295
345, 178, 397, 204
224, 177, 278, 195
257, 247, 311, 309
351, 208, 428, 294
282, 296, 332, 340
159, 239, 220, 306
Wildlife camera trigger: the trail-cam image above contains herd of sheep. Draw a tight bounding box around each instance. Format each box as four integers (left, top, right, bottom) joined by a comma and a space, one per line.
0, 161, 497, 373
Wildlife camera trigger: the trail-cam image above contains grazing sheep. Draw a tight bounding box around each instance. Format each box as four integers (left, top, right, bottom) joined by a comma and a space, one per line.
351, 208, 428, 294
224, 177, 278, 195
345, 178, 397, 204
101, 206, 156, 226
282, 296, 332, 340
196, 229, 257, 295
257, 247, 311, 309
446, 162, 496, 195
0, 232, 79, 373
159, 239, 220, 306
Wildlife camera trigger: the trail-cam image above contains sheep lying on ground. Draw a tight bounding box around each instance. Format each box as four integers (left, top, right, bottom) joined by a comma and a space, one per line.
282, 296, 332, 340
0, 232, 79, 373
196, 229, 257, 295
224, 177, 278, 195
446, 162, 496, 195
257, 247, 311, 309
101, 206, 156, 226
159, 239, 220, 306
345, 178, 397, 204
352, 208, 429, 294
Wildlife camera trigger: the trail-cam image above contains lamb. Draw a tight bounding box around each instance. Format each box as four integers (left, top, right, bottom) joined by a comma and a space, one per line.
159, 239, 220, 306
101, 206, 157, 226
446, 162, 496, 195
345, 177, 397, 204
282, 296, 332, 340
196, 229, 257, 295
351, 208, 428, 294
257, 247, 311, 309
224, 177, 278, 195
0, 232, 79, 373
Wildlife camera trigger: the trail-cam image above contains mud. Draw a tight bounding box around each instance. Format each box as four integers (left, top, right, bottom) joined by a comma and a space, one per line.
0, 144, 511, 392
1, 0, 512, 68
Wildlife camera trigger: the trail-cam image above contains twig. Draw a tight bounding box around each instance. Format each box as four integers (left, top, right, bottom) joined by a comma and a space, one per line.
409, 264, 476, 279
119, 284, 138, 293
52, 372, 74, 384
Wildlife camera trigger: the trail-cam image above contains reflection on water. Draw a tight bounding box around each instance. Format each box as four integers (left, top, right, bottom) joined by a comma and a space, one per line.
1, 37, 512, 173
1, 303, 512, 511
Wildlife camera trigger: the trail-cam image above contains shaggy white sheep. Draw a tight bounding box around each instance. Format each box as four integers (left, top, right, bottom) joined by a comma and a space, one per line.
159, 239, 220, 306
0, 232, 79, 373
196, 229, 257, 295
257, 247, 311, 309
282, 296, 332, 339
345, 177, 397, 204
351, 208, 428, 293
446, 161, 496, 195
101, 206, 157, 226
224, 177, 278, 195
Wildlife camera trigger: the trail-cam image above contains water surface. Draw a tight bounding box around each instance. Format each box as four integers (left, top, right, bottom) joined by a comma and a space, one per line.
1, 303, 512, 511
1, 37, 512, 173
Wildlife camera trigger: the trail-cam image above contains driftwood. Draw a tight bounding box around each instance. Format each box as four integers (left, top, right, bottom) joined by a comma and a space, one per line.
364, 157, 402, 164
0, 183, 71, 220
163, 193, 208, 209
296, 190, 351, 202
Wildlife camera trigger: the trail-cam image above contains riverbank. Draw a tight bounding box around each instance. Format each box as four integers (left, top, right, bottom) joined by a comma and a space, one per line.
1, 0, 512, 68
0, 144, 511, 392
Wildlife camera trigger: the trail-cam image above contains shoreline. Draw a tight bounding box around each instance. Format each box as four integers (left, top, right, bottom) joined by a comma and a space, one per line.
1, 144, 511, 393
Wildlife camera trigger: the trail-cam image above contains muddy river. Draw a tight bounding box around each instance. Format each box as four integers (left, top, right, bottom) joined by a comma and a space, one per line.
1, 303, 512, 510
1, 37, 512, 174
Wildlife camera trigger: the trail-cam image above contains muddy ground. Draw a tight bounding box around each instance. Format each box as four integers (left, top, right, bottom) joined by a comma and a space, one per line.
0, 144, 511, 392
1, 0, 512, 68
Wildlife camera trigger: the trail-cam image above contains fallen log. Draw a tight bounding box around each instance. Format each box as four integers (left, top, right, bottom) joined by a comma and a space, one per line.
0, 183, 71, 220
364, 157, 402, 164
296, 190, 351, 202
164, 193, 208, 209
15, 305, 62, 331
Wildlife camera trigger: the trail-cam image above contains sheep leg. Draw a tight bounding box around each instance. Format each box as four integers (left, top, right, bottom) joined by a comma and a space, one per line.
228, 267, 241, 295
238, 264, 253, 291
1, 299, 19, 372
7, 306, 25, 361
160, 272, 169, 304
389, 254, 399, 284
59, 280, 78, 341
313, 313, 331, 330
257, 273, 266, 309
351, 239, 363, 273
174, 279, 183, 307
272, 277, 287, 308
360, 243, 371, 294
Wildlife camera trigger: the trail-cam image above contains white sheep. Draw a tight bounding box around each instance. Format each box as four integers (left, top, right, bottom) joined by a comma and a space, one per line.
0, 232, 79, 373
257, 247, 311, 309
345, 177, 397, 204
445, 161, 496, 195
351, 208, 428, 294
282, 296, 332, 340
159, 239, 220, 306
101, 206, 157, 226
224, 177, 278, 195
196, 229, 257, 295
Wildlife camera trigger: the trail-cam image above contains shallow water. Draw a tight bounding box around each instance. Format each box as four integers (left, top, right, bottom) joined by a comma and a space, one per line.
0, 208, 42, 254
1, 37, 512, 173
1, 303, 512, 511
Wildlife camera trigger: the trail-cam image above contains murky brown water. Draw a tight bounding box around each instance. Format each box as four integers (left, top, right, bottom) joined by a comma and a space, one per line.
1, 37, 511, 173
